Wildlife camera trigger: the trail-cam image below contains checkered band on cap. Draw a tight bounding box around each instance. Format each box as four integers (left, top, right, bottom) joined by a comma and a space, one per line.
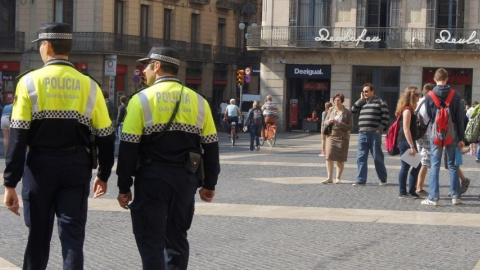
38, 33, 73, 40
149, 53, 180, 66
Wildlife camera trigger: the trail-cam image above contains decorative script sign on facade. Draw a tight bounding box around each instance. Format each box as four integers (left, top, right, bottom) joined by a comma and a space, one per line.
314, 28, 381, 46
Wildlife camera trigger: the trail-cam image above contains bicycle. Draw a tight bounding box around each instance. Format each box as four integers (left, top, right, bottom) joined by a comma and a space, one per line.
230, 121, 237, 146
260, 123, 277, 147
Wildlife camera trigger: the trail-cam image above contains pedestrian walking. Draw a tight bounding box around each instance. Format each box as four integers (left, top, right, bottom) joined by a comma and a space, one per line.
395, 86, 421, 198
103, 90, 115, 121
416, 83, 435, 195
244, 100, 265, 151
421, 68, 465, 206
116, 46, 220, 270
3, 22, 115, 269
321, 94, 352, 184
116, 95, 127, 136
351, 83, 389, 186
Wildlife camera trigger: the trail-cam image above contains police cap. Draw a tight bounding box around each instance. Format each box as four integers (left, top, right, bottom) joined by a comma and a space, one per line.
31, 22, 73, 43
137, 46, 181, 67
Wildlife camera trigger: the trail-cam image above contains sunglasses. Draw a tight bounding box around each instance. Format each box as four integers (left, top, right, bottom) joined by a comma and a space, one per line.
143, 61, 158, 68
414, 93, 421, 97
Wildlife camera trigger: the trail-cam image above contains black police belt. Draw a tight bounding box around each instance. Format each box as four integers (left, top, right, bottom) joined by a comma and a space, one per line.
140, 158, 183, 167
29, 145, 85, 153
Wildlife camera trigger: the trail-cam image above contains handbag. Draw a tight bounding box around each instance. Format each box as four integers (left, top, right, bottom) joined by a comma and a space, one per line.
323, 124, 333, 135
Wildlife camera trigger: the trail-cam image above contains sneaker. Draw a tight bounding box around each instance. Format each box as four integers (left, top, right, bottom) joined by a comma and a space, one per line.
421, 199, 438, 206
409, 192, 421, 199
256, 146, 260, 151
461, 178, 470, 194
352, 182, 366, 186
322, 179, 333, 184
476, 159, 480, 163
335, 179, 341, 184
452, 199, 461, 205
399, 194, 408, 199
379, 180, 387, 186
319, 153, 325, 157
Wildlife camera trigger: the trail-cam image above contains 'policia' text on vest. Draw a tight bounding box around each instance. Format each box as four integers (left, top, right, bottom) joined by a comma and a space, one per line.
44, 77, 81, 91
156, 92, 191, 104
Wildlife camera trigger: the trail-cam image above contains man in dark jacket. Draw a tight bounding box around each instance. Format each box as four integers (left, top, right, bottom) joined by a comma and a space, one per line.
422, 68, 465, 206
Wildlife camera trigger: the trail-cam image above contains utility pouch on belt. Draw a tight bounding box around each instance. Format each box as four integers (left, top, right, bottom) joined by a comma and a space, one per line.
88, 134, 98, 169
185, 152, 201, 173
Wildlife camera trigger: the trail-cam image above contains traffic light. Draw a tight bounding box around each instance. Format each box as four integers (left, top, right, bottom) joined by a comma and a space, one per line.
236, 70, 244, 86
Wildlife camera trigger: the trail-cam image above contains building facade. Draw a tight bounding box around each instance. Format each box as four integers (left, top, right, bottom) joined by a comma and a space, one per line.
248, 0, 480, 132
0, 0, 261, 116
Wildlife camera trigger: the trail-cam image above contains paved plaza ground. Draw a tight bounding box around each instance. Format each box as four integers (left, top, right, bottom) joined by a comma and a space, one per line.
1, 132, 480, 269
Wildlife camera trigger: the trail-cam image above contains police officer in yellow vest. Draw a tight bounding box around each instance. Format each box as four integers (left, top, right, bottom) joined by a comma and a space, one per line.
3, 22, 115, 270
116, 46, 220, 270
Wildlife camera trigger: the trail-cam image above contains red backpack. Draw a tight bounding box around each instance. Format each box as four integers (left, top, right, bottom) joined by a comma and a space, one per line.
428, 90, 456, 146
385, 106, 412, 156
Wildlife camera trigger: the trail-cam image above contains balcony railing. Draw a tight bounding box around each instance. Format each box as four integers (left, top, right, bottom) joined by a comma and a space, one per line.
213, 46, 238, 62
189, 0, 210, 5
216, 0, 236, 10
246, 26, 480, 51
0, 32, 25, 52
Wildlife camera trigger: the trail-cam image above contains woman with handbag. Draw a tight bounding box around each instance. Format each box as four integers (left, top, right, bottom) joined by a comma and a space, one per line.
322, 94, 353, 184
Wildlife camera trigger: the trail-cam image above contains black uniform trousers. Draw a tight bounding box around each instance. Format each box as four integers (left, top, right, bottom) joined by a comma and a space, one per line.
129, 164, 198, 270
21, 149, 92, 270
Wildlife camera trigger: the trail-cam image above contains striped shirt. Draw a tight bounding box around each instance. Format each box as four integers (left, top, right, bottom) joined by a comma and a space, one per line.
351, 96, 389, 132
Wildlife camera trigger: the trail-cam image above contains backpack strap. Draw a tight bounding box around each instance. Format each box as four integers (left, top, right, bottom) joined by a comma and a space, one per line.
445, 89, 455, 106
428, 91, 441, 107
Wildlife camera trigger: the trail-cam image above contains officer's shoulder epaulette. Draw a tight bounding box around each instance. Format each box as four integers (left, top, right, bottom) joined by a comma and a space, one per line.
83, 73, 102, 87
128, 86, 149, 100
15, 69, 34, 82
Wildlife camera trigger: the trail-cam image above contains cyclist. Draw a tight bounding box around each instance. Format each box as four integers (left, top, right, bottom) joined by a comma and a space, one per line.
224, 98, 242, 139
261, 95, 278, 138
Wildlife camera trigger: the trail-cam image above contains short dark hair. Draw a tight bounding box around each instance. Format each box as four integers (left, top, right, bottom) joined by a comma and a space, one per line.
333, 93, 345, 103
120, 96, 127, 103
363, 83, 375, 92
48, 39, 72, 55
102, 90, 109, 99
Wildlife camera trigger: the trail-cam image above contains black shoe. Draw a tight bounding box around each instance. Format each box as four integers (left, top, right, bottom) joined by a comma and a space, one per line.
409, 192, 421, 199
399, 194, 408, 199
461, 178, 470, 194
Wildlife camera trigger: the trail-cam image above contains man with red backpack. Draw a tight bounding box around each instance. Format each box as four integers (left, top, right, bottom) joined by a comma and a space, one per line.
422, 68, 465, 206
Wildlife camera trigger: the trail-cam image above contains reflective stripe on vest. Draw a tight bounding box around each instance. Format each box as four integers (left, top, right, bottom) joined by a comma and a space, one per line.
24, 73, 38, 113
84, 79, 98, 118
195, 93, 205, 129
138, 92, 154, 127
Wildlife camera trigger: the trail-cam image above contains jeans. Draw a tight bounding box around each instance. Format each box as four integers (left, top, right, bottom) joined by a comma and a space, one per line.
428, 139, 460, 201
398, 141, 420, 195
476, 146, 480, 160
356, 131, 387, 183
249, 123, 261, 150
118, 122, 123, 138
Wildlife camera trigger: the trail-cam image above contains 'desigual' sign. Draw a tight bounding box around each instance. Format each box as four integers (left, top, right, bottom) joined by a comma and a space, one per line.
286, 65, 331, 79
